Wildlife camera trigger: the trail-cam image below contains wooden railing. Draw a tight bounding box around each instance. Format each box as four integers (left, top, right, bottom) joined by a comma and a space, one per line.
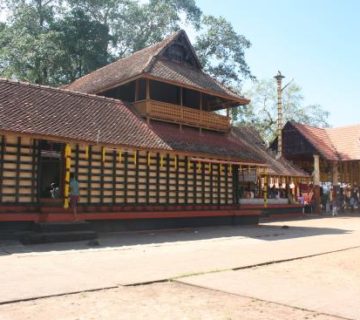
134, 100, 230, 132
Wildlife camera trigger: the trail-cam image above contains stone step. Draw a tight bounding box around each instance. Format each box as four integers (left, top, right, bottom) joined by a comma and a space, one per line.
32, 221, 92, 233
21, 230, 97, 244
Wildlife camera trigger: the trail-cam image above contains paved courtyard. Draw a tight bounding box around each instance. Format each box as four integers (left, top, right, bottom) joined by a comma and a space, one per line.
1, 215, 360, 319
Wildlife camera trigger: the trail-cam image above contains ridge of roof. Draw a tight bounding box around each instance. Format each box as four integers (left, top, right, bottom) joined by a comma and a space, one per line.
144, 30, 202, 74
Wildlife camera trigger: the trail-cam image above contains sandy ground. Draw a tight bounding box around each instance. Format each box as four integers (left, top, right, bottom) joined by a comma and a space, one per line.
0, 282, 341, 320
1, 215, 360, 319
180, 247, 360, 320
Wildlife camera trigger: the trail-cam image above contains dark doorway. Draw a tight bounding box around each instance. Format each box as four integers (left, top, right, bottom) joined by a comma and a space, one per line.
38, 141, 64, 199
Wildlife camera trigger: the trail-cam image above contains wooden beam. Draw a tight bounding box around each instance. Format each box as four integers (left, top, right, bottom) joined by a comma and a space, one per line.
146, 79, 150, 100
31, 139, 37, 203
0, 129, 266, 167
156, 153, 160, 204
124, 152, 128, 204
112, 150, 117, 205
134, 79, 139, 102
87, 146, 92, 204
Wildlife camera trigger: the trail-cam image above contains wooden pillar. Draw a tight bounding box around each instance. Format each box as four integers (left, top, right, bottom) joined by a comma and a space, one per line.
332, 161, 339, 186
263, 174, 268, 208
313, 154, 321, 213
145, 79, 150, 124
134, 79, 139, 102
199, 93, 203, 134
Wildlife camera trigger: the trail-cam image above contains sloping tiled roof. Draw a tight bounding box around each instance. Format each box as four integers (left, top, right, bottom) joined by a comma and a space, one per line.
290, 122, 360, 161
290, 122, 338, 161
148, 59, 244, 102
149, 121, 264, 163
0, 78, 262, 163
65, 30, 248, 104
0, 78, 169, 150
326, 125, 360, 160
64, 32, 179, 95
232, 126, 309, 177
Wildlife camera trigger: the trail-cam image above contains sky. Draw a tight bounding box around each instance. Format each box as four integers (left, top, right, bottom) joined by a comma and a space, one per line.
1, 1, 359, 127
196, 0, 360, 127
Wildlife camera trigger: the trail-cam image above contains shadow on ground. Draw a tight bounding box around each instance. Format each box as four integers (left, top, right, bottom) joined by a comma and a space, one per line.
0, 218, 353, 255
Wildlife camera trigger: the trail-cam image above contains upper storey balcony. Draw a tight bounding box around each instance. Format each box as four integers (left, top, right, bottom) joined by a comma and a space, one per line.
134, 99, 230, 132
99, 78, 248, 132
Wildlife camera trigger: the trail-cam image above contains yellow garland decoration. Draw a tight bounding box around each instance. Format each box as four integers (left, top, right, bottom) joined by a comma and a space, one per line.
133, 150, 137, 165
187, 159, 192, 171
102, 147, 106, 163
84, 145, 89, 160
160, 154, 164, 168
118, 149, 122, 163
63, 144, 71, 209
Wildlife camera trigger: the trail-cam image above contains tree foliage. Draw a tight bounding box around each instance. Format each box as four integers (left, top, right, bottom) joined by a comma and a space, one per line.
195, 15, 253, 88
236, 79, 330, 144
0, 0, 252, 87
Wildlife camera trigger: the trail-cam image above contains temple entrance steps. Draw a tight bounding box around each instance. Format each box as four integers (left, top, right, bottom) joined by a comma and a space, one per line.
20, 221, 97, 244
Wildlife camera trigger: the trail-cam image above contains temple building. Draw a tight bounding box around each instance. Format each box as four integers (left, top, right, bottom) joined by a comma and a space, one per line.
0, 30, 310, 227
272, 121, 360, 211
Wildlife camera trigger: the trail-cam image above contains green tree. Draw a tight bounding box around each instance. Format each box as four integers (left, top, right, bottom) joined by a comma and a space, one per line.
0, 0, 253, 88
195, 15, 254, 88
52, 9, 111, 83
0, 1, 63, 84
237, 79, 330, 143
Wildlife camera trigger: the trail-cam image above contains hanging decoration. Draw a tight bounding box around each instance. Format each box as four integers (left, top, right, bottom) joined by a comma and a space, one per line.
147, 151, 151, 166
174, 155, 177, 170
187, 158, 192, 171
63, 144, 72, 209
102, 147, 106, 163
160, 154, 164, 168
84, 145, 89, 160
118, 149, 122, 163
133, 150, 137, 165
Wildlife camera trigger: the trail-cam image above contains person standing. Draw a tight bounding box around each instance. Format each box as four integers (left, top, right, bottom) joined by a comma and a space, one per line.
69, 173, 80, 221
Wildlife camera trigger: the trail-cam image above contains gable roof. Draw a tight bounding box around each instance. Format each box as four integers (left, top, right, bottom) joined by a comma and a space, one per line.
65, 30, 249, 105
0, 78, 262, 164
288, 122, 360, 161
232, 126, 309, 177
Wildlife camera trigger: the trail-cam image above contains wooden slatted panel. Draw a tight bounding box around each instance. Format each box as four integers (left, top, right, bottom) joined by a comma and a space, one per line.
134, 100, 230, 132
0, 138, 236, 207
1, 135, 36, 203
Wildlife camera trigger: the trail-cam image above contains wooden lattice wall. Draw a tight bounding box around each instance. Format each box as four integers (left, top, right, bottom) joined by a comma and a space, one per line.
0, 135, 38, 203
71, 144, 235, 205
0, 135, 236, 206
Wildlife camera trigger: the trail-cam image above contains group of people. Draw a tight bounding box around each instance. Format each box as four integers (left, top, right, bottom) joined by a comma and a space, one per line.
322, 186, 359, 215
